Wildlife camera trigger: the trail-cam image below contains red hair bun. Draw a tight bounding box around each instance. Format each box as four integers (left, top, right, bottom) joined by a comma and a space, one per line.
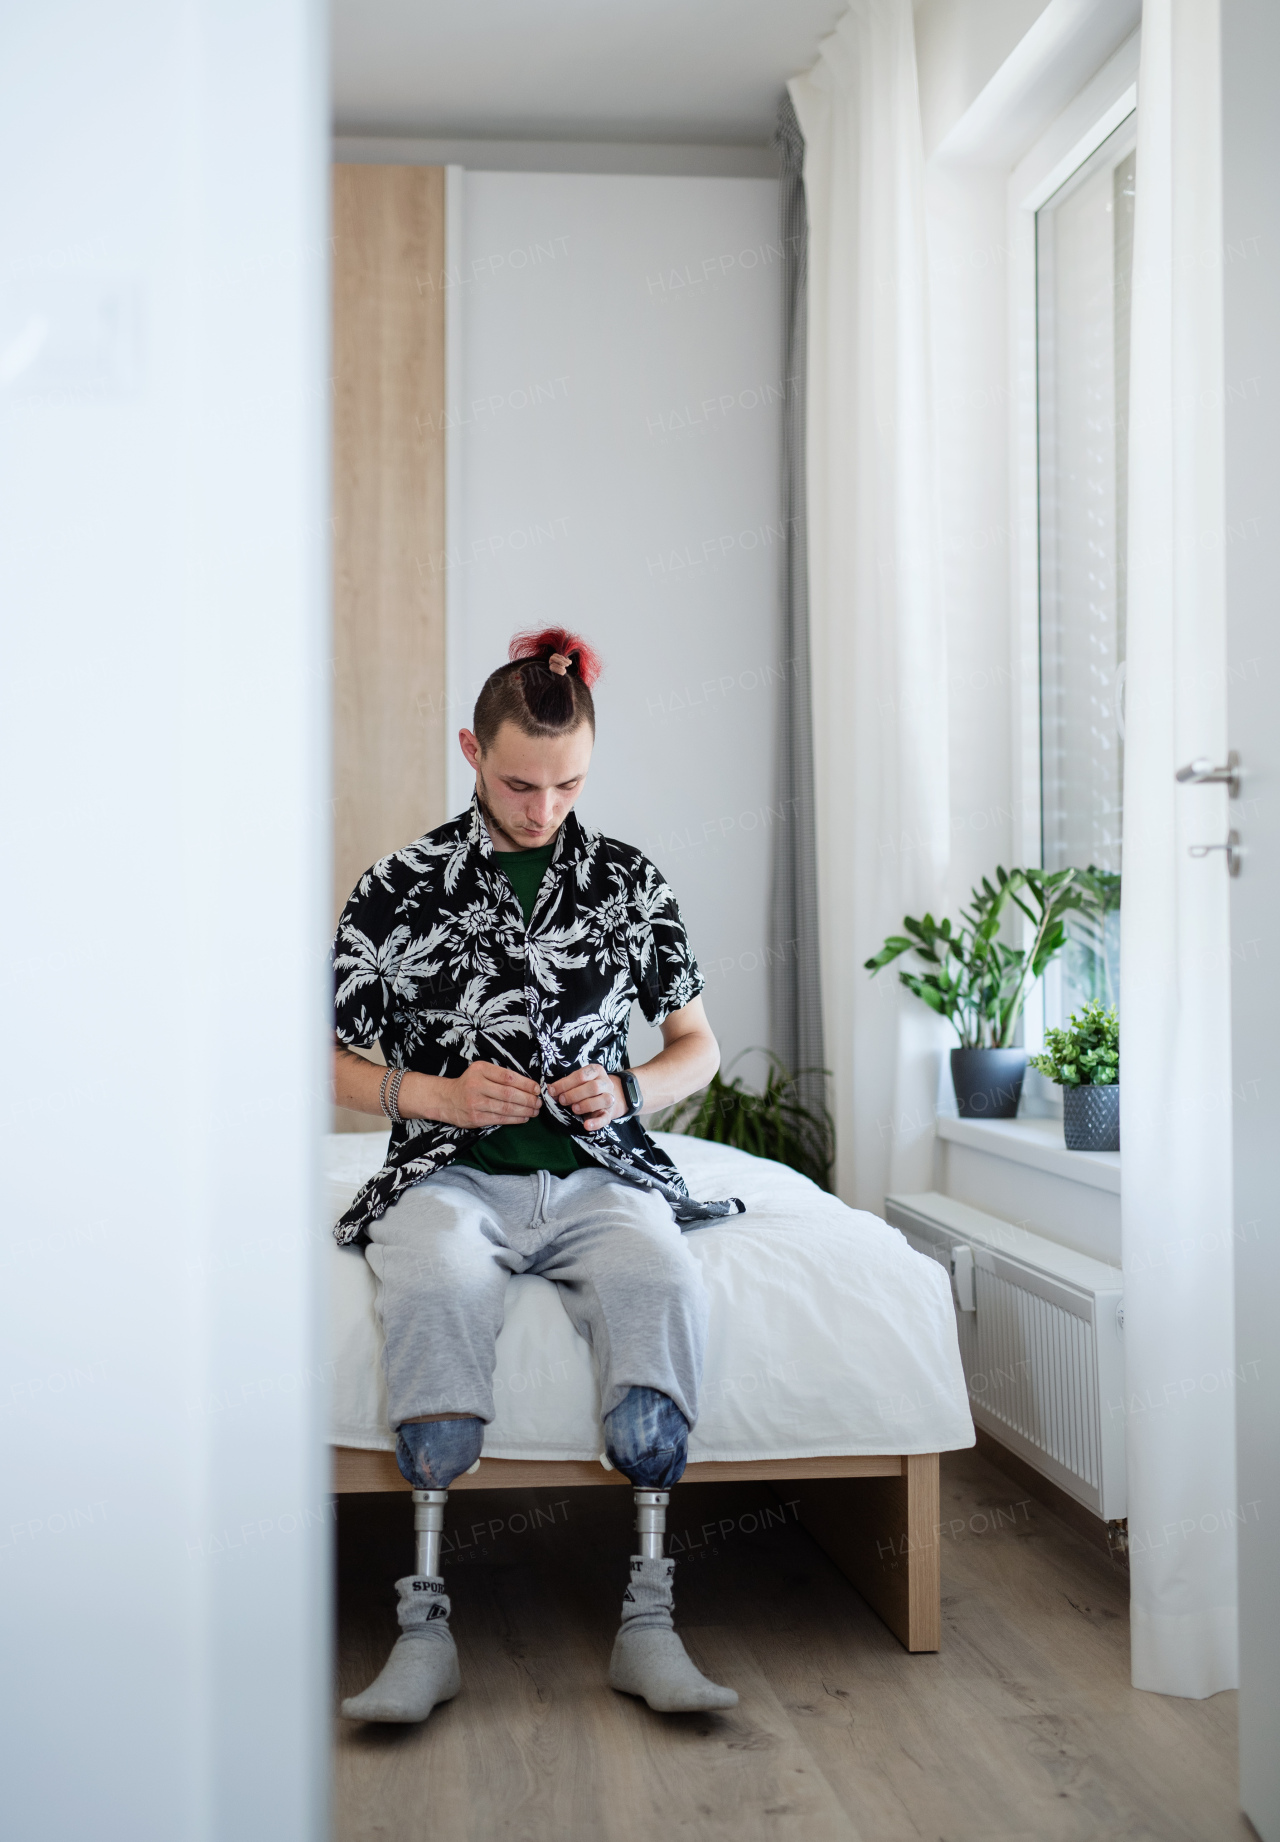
508, 627, 603, 690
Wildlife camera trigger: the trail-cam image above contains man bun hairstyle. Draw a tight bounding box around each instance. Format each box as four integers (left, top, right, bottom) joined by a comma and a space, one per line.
472, 627, 603, 751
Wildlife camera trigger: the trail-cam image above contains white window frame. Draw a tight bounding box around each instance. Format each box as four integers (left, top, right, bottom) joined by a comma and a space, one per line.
1006, 28, 1140, 1062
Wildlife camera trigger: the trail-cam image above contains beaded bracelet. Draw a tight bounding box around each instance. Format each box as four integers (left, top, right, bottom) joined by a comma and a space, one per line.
387, 1067, 406, 1123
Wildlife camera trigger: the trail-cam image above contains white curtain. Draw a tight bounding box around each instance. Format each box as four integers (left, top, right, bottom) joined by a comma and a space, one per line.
1122, 0, 1238, 1698
790, 0, 950, 1211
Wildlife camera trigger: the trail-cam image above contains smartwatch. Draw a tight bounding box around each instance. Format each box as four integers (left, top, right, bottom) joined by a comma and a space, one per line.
619, 1069, 644, 1120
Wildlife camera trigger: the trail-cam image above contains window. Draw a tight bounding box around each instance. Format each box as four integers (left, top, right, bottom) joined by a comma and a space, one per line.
1035, 115, 1134, 1018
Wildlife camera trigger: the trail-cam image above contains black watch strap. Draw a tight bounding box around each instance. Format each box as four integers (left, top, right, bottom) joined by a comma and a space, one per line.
620, 1069, 644, 1119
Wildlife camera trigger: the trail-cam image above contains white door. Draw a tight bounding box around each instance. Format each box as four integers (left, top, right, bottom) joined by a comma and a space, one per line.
1222, 2, 1280, 1833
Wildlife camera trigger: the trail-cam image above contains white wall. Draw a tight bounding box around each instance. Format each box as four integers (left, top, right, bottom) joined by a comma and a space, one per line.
915, 0, 1054, 156
915, 0, 1141, 166
448, 171, 784, 1080
1223, 0, 1280, 1818
0, 3, 329, 1836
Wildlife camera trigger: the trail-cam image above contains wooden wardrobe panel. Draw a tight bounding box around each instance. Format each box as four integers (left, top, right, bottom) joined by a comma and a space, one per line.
331, 163, 448, 928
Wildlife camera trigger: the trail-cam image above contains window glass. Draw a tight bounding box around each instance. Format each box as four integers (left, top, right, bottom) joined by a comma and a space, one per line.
1036, 118, 1135, 1016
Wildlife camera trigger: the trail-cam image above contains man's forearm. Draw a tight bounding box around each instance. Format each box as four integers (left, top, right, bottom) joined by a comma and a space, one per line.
332, 1046, 456, 1124
629, 1028, 719, 1114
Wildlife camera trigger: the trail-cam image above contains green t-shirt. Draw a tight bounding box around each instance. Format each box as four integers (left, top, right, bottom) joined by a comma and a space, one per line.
453, 840, 597, 1178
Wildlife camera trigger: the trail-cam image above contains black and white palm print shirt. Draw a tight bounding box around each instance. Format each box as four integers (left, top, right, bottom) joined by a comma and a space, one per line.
330, 797, 744, 1245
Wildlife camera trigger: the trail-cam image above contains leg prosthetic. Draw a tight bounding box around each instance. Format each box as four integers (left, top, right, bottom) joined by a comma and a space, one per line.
604, 1387, 738, 1713
340, 1418, 482, 1724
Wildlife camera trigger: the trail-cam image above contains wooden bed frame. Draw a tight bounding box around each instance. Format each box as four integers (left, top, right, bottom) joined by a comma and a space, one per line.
333, 1446, 941, 1653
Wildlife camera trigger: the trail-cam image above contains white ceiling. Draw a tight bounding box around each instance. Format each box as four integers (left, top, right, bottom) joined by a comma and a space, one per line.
331, 0, 849, 145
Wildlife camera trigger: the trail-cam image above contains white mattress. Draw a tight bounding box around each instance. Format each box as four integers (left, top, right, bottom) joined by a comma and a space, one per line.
326, 1131, 974, 1463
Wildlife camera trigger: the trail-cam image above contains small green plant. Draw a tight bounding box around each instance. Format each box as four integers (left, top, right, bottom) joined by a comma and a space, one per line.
865, 866, 1110, 1049
654, 1052, 833, 1190
1030, 1002, 1119, 1088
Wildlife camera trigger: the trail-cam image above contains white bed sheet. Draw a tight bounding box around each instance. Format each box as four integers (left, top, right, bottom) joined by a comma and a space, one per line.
326, 1130, 974, 1463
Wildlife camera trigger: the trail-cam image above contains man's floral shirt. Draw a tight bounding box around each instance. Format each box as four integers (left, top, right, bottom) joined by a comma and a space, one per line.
330, 798, 743, 1244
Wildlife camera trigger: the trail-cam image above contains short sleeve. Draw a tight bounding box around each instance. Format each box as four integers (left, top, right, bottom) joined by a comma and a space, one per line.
332, 859, 406, 1050
633, 856, 706, 1026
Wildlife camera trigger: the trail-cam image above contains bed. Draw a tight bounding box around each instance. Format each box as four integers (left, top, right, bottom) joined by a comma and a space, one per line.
326, 1130, 974, 1652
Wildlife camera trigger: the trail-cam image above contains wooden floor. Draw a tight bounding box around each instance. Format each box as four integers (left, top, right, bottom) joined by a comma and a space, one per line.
333, 1447, 1246, 1842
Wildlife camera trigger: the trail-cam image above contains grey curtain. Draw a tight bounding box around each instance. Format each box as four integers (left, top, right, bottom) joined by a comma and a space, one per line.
769, 95, 825, 1113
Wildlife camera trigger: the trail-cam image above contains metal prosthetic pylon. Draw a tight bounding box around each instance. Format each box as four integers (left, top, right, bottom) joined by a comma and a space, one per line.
412, 1487, 449, 1580
633, 1487, 669, 1559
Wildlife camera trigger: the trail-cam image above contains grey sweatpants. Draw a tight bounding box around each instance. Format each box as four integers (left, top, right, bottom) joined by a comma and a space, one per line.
365, 1164, 709, 1431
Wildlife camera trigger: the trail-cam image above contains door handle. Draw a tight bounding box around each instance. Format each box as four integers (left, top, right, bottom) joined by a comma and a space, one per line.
1175, 750, 1240, 797
1188, 831, 1242, 876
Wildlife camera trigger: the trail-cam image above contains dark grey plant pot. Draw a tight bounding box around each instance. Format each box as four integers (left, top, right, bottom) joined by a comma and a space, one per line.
950, 1048, 1028, 1120
1063, 1082, 1120, 1151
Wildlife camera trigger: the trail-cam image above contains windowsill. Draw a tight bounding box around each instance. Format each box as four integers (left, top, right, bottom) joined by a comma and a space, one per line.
935, 1115, 1121, 1195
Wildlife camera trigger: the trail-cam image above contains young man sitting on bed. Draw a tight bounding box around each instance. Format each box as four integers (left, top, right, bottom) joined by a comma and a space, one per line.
331, 627, 743, 1725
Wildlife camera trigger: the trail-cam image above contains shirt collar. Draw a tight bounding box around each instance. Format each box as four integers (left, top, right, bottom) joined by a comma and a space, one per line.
465, 794, 594, 868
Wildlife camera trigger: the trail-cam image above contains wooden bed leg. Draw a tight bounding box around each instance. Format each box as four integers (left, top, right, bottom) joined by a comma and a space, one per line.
783, 1453, 941, 1653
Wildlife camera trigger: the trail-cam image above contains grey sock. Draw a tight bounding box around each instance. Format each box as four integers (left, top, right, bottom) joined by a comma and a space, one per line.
608, 1556, 738, 1713
341, 1576, 461, 1724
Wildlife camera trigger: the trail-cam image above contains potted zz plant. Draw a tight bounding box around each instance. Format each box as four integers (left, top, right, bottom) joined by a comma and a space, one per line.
655, 1051, 834, 1190
1030, 1002, 1120, 1151
866, 867, 1108, 1119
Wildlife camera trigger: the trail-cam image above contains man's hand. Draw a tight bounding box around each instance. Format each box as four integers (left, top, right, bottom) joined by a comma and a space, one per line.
331, 1043, 542, 1129
546, 1064, 632, 1131
440, 1062, 541, 1130
333, 994, 718, 1131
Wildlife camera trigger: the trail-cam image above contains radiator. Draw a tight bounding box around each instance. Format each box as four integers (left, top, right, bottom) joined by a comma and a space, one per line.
885, 1190, 1126, 1521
